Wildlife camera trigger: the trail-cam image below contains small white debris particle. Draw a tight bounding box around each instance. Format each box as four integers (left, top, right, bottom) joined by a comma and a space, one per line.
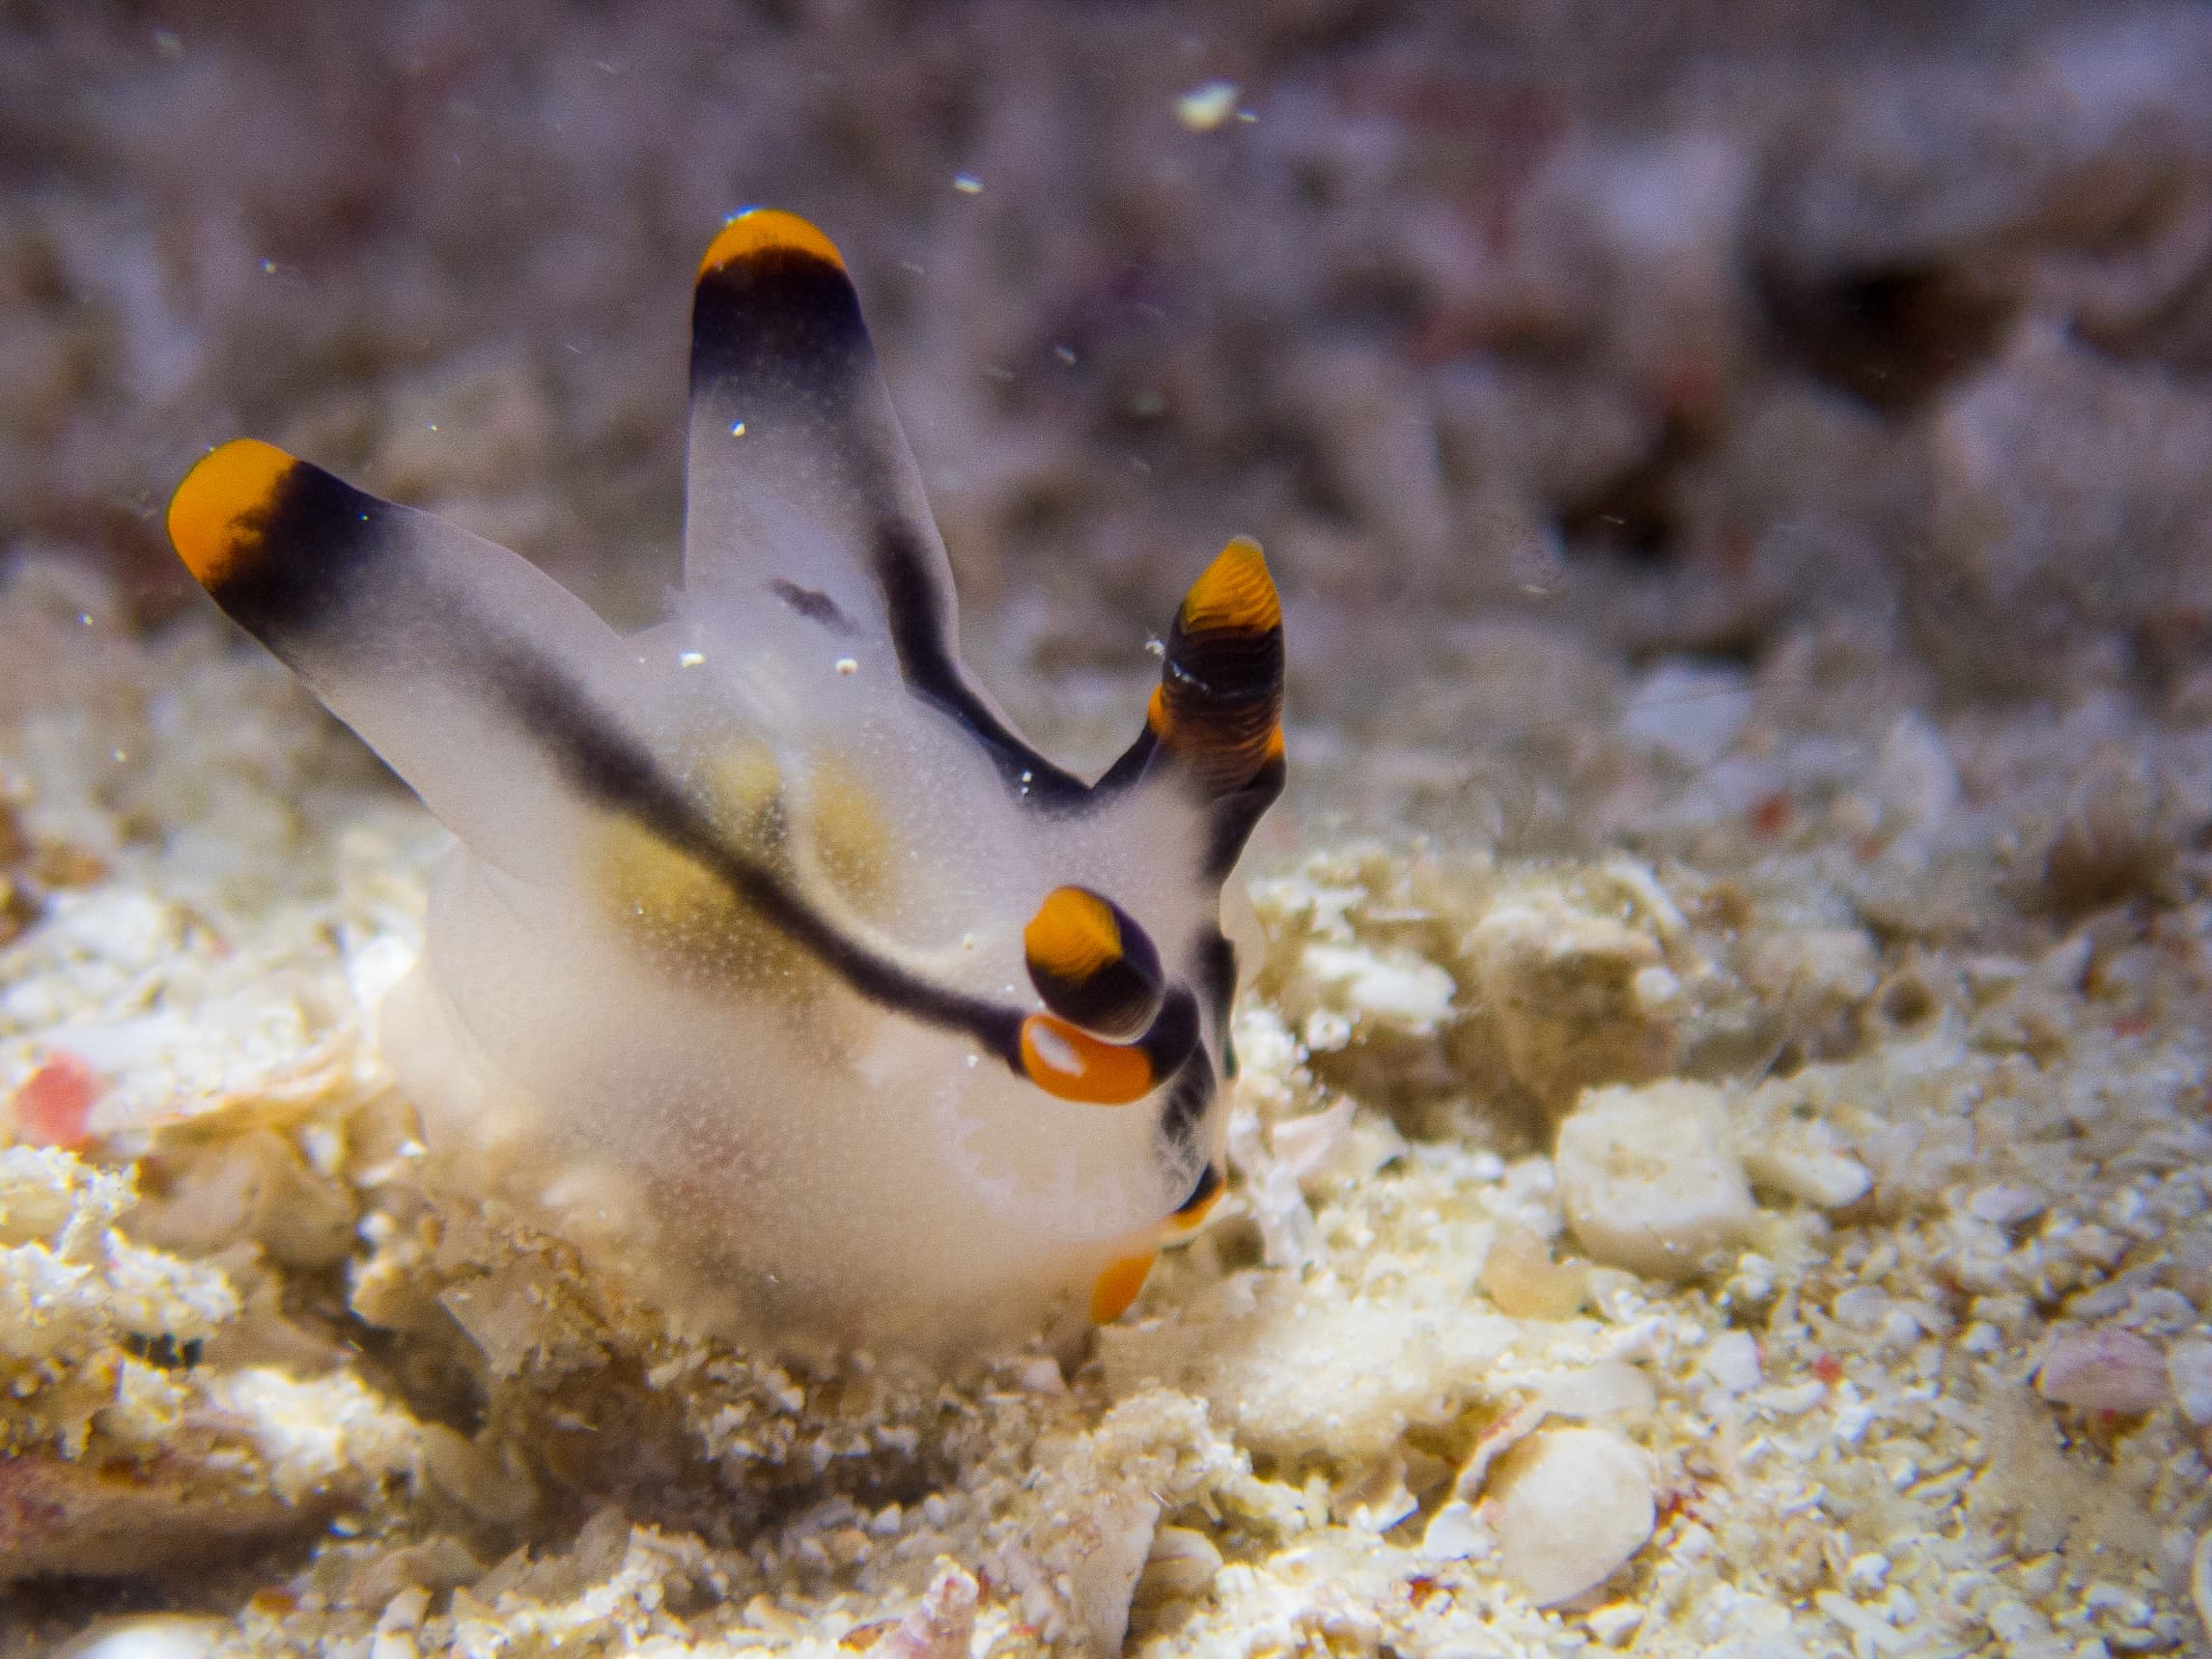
1176, 79, 1241, 131
1421, 1499, 1485, 1561
1845, 1552, 1891, 1594
1832, 1384, 1875, 1443
834, 658, 858, 676
1702, 1330, 1763, 1395
679, 651, 704, 667
1054, 344, 1078, 365
952, 172, 983, 194
1584, 1604, 1643, 1646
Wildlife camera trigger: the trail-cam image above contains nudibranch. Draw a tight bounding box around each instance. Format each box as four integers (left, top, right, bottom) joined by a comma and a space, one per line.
165, 211, 1284, 1349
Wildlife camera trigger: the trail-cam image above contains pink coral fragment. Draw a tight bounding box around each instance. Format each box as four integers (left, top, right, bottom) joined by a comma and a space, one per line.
2036, 1327, 2168, 1415
11, 1052, 99, 1149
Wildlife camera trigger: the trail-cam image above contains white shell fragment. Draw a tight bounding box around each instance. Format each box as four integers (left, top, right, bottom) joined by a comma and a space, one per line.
1063, 1489, 1162, 1659
2170, 1337, 2212, 1426
2036, 1327, 2169, 1414
51, 1617, 226, 1659
1554, 1081, 1754, 1279
1490, 1425, 1658, 1608
1701, 1330, 1764, 1395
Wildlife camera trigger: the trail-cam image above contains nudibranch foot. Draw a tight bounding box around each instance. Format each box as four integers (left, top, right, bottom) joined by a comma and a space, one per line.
169, 209, 1285, 1354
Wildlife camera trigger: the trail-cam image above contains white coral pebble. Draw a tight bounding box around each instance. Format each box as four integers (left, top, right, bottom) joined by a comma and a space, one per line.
1554, 1081, 1754, 1279
2170, 1337, 2212, 1426
2036, 1327, 2168, 1413
1491, 1425, 1658, 1608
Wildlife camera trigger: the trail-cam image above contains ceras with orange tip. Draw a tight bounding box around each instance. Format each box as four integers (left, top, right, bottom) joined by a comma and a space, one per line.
166, 209, 1282, 1352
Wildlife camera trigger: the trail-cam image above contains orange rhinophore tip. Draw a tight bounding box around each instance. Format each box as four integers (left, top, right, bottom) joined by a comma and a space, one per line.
1025, 886, 1122, 984
167, 438, 295, 587
1178, 535, 1280, 637
697, 209, 847, 281
1019, 1012, 1156, 1105
1022, 885, 1164, 1040
1090, 1251, 1157, 1323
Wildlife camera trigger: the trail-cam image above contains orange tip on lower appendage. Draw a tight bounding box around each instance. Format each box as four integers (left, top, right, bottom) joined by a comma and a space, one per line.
167, 438, 295, 587
1090, 1251, 1157, 1323
697, 209, 846, 281
1019, 1013, 1155, 1105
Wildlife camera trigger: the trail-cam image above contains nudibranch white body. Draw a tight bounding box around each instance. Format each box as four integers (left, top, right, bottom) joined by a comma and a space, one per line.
166, 211, 1284, 1350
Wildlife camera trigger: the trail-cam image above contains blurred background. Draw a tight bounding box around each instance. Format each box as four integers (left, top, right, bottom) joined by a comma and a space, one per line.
4, 0, 2211, 803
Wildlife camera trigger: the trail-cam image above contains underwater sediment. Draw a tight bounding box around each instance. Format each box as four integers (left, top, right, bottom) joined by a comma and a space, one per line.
5, 3, 2212, 1655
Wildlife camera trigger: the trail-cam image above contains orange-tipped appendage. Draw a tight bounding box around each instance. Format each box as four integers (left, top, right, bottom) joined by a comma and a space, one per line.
167, 438, 294, 587
1019, 1013, 1155, 1105
1166, 1178, 1224, 1235
1178, 535, 1279, 636
1090, 1251, 1157, 1323
1023, 886, 1123, 985
697, 209, 847, 281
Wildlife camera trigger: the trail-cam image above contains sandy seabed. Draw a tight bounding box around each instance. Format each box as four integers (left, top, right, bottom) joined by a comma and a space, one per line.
3, 549, 2208, 1659
6, 3, 2212, 1656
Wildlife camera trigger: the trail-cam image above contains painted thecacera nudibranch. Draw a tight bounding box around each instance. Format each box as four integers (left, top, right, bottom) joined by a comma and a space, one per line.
167, 210, 1283, 1348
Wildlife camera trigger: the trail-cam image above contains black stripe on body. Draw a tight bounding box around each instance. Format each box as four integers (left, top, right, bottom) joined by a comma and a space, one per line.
769, 577, 856, 633
1092, 725, 1158, 797
485, 640, 1032, 1065
872, 523, 1089, 807
1193, 927, 1240, 1079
